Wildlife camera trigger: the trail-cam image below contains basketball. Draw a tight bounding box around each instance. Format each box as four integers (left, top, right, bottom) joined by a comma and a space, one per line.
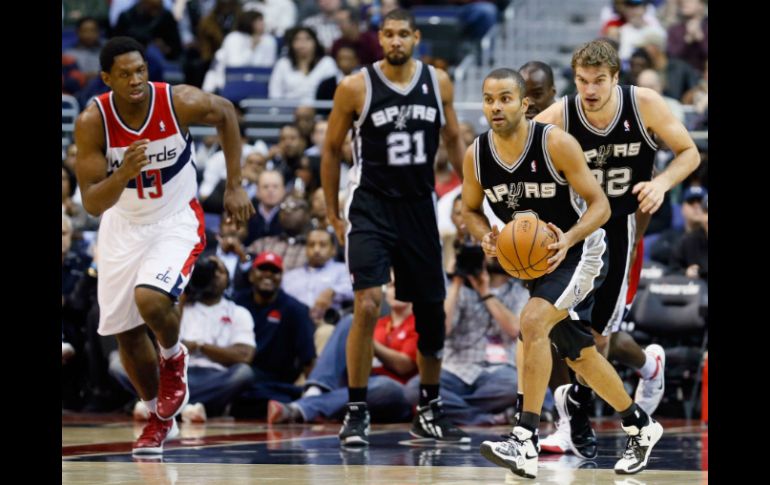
496, 211, 558, 280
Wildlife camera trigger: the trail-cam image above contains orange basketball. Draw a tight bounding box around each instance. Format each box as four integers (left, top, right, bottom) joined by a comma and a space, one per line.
496, 211, 558, 280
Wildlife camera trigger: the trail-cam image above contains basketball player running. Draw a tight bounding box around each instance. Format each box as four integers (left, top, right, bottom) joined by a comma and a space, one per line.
321, 9, 468, 446
75, 37, 254, 454
534, 40, 700, 458
464, 68, 663, 478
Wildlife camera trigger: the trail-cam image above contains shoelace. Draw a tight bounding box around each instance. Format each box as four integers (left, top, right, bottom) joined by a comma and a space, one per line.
622, 434, 643, 459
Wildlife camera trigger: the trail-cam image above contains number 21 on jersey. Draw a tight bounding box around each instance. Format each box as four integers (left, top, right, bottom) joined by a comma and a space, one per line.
387, 130, 427, 166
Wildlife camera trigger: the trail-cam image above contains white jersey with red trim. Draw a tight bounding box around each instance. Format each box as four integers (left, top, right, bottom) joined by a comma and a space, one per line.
94, 82, 198, 224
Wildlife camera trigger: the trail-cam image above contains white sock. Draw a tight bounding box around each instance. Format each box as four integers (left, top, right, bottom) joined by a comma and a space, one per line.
160, 342, 181, 359
638, 351, 659, 379
143, 398, 157, 414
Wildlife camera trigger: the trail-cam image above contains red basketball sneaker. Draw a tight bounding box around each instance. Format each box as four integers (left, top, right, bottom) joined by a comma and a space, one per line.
132, 413, 179, 454
156, 344, 190, 420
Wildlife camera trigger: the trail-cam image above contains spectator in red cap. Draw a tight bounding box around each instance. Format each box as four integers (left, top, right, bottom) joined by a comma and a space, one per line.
230, 251, 317, 418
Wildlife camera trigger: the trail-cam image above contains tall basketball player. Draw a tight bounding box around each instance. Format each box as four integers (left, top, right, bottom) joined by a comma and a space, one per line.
534, 39, 700, 459
75, 37, 254, 454
321, 9, 468, 446
464, 68, 663, 478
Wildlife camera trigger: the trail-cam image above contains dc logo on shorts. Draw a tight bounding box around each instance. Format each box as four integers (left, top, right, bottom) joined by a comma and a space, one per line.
156, 267, 173, 284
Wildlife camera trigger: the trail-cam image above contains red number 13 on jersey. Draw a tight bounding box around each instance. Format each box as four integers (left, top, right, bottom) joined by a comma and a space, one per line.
136, 169, 163, 199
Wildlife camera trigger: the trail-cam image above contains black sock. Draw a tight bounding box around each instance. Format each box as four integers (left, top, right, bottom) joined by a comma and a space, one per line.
515, 393, 524, 413
419, 384, 440, 407
518, 411, 540, 434
348, 386, 367, 404
569, 382, 593, 406
620, 403, 650, 429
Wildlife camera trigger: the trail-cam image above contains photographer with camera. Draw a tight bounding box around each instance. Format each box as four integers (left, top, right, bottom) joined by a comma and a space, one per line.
404, 195, 529, 425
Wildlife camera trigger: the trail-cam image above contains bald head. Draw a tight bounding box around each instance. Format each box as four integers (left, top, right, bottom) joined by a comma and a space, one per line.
636, 69, 662, 94
519, 61, 556, 118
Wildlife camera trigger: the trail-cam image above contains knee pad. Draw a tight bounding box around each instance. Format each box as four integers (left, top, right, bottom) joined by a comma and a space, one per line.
413, 301, 446, 358
549, 318, 595, 361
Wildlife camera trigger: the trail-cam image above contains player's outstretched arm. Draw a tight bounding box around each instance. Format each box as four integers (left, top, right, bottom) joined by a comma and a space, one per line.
632, 86, 700, 214
173, 85, 254, 224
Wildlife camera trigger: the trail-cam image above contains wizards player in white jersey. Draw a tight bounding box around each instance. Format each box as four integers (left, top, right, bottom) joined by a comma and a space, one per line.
75, 37, 254, 455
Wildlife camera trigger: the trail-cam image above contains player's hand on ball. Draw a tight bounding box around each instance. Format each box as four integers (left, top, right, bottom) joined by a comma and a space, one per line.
481, 225, 499, 257
545, 222, 569, 274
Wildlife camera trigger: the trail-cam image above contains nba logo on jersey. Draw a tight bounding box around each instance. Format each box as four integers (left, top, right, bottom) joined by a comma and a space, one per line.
422, 83, 428, 94
623, 120, 630, 132
531, 160, 537, 172
159, 120, 166, 132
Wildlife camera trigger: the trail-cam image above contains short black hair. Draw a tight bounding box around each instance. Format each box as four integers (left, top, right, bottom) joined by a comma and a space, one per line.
100, 36, 146, 73
381, 8, 416, 31
519, 61, 555, 88
76, 16, 99, 30
236, 10, 263, 34
484, 68, 527, 99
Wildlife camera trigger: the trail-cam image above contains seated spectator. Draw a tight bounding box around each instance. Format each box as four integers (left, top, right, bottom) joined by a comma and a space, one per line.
301, 0, 343, 52
213, 213, 253, 294
636, 68, 684, 123
331, 7, 382, 65
649, 185, 706, 265
202, 10, 278, 93
263, 124, 308, 187
670, 193, 708, 280
267, 281, 416, 423
641, 30, 700, 102
112, 256, 257, 421
294, 106, 317, 149
62, 164, 99, 236
404, 257, 527, 425
617, 0, 666, 62
247, 196, 312, 271
112, 0, 182, 61
620, 47, 653, 86
666, 0, 707, 73
282, 228, 353, 350
231, 252, 317, 417
245, 169, 286, 246
62, 54, 86, 96
242, 0, 297, 38
64, 16, 104, 84
268, 27, 338, 101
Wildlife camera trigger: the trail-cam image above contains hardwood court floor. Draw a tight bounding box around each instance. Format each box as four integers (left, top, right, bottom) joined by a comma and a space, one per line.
62, 414, 707, 484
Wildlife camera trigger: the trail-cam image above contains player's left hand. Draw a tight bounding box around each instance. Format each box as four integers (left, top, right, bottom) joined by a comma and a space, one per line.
224, 186, 256, 225
545, 222, 570, 274
633, 179, 667, 214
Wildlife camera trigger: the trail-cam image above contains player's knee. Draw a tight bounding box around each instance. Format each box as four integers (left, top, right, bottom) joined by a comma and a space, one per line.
520, 310, 547, 341
413, 301, 445, 358
355, 290, 382, 322
134, 287, 173, 323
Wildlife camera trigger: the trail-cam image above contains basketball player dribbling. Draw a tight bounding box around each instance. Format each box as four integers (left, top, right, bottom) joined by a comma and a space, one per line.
74, 37, 254, 455
533, 40, 700, 459
462, 68, 663, 479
